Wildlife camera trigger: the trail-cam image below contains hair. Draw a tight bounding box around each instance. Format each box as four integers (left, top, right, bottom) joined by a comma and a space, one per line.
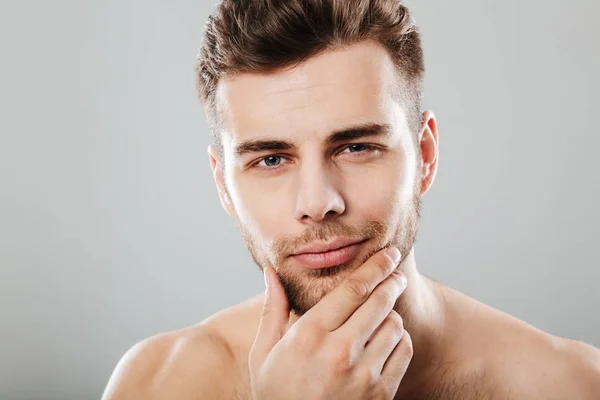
195, 0, 425, 160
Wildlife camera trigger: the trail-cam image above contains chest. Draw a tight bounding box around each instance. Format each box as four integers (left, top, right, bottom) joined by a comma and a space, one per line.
397, 367, 504, 400
228, 360, 502, 400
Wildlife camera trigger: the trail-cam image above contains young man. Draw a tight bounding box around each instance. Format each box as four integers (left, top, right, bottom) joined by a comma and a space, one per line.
102, 1, 600, 399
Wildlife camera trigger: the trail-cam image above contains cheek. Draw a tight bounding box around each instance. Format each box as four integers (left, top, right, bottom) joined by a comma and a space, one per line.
345, 158, 415, 217
230, 175, 293, 236
350, 180, 402, 222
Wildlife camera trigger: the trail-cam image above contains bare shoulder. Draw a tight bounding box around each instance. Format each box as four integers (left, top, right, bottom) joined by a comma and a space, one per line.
100, 324, 236, 399
101, 294, 265, 400
552, 336, 600, 397
501, 334, 600, 399
478, 310, 600, 399
438, 286, 600, 399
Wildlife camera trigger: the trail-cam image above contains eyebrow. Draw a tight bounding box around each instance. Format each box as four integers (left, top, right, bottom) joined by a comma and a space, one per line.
233, 122, 393, 158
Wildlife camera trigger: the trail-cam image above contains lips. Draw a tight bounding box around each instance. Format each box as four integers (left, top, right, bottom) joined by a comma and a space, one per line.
291, 239, 367, 269
294, 238, 365, 255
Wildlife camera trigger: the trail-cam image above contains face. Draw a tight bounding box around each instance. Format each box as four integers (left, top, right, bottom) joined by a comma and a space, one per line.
209, 41, 438, 316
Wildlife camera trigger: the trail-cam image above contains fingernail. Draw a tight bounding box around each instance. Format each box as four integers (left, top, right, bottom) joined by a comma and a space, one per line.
386, 247, 401, 264
263, 267, 270, 291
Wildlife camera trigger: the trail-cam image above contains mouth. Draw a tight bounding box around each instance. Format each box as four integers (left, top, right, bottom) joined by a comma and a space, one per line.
291, 239, 368, 269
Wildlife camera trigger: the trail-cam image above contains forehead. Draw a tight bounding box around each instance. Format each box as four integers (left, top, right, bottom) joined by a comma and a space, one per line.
215, 41, 404, 147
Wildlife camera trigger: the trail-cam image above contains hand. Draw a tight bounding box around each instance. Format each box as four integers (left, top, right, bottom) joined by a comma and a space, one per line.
249, 247, 412, 400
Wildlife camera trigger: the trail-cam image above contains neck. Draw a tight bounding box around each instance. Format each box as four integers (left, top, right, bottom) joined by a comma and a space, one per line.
392, 247, 449, 396
396, 247, 446, 344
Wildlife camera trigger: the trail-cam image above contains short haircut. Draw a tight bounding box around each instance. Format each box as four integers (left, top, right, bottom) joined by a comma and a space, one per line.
195, 0, 425, 157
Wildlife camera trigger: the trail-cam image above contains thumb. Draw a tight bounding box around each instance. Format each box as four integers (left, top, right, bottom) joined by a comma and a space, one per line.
249, 266, 290, 368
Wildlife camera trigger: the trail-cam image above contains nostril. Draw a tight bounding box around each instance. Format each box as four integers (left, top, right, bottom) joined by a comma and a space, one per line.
324, 210, 337, 218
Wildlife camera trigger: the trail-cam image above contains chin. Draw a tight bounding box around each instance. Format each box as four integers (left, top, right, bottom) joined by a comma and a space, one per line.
278, 260, 361, 316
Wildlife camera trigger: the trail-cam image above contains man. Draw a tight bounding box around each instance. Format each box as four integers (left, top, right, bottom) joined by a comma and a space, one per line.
102, 0, 600, 398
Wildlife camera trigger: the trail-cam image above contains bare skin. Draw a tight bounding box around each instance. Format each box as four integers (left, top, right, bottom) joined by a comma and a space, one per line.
102, 247, 600, 399
102, 41, 600, 399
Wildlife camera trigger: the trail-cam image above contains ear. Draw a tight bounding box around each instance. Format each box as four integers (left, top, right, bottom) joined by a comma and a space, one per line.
207, 145, 238, 219
417, 110, 439, 196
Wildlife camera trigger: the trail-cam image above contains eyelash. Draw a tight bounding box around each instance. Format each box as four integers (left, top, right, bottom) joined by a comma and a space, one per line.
250, 144, 379, 171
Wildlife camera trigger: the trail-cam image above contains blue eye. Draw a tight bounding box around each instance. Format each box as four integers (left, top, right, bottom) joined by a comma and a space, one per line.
253, 155, 288, 170
262, 156, 281, 167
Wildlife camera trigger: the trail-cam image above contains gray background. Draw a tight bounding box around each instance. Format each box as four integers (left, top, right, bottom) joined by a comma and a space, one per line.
1, 0, 598, 399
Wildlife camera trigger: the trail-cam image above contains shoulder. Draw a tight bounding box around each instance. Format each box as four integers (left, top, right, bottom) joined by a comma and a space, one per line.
101, 294, 265, 400
554, 337, 600, 398
101, 324, 235, 399
441, 290, 600, 399
486, 323, 600, 399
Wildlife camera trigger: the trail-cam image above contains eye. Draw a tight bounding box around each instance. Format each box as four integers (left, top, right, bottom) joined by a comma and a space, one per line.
340, 143, 378, 155
253, 155, 288, 170
261, 155, 281, 167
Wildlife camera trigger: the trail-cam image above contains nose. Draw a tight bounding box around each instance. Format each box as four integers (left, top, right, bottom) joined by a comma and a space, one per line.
294, 160, 345, 223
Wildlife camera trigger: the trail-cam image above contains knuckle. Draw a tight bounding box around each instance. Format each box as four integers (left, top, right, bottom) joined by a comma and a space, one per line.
401, 343, 414, 361
399, 331, 414, 360
387, 311, 404, 335
373, 255, 393, 276
389, 270, 406, 287
377, 377, 396, 398
354, 367, 379, 387
288, 323, 322, 352
326, 342, 354, 373
373, 289, 395, 309
374, 384, 389, 398
344, 278, 370, 302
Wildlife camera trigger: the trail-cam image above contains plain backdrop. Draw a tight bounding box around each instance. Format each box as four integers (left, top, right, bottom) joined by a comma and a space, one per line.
1, 0, 598, 399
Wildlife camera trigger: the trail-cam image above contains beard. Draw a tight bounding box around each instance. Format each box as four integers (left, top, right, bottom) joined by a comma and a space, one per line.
236, 186, 422, 317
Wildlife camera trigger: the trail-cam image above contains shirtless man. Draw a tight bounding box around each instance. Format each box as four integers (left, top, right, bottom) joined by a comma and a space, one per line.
101, 1, 600, 399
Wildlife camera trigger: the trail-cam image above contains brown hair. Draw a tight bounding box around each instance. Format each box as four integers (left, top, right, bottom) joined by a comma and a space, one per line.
195, 0, 425, 157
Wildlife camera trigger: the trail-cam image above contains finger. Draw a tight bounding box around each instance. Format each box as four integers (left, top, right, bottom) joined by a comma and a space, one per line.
302, 247, 401, 332
335, 270, 407, 348
361, 310, 405, 374
249, 267, 290, 371
380, 329, 413, 394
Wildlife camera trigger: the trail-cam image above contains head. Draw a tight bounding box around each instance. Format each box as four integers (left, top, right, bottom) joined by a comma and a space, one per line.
196, 0, 439, 316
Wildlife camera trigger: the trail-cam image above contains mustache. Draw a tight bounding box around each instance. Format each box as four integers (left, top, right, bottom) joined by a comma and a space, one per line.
272, 219, 387, 263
